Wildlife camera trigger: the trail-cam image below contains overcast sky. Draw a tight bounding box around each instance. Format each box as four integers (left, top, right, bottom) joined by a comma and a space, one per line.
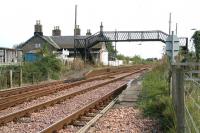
0, 0, 199, 59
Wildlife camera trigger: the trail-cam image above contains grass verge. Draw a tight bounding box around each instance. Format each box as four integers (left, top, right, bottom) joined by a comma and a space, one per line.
138, 63, 176, 132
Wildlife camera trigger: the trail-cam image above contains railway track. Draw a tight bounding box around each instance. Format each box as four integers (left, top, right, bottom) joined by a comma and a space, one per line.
0, 65, 143, 98
0, 76, 108, 110
0, 66, 148, 133
0, 66, 145, 110
0, 65, 146, 97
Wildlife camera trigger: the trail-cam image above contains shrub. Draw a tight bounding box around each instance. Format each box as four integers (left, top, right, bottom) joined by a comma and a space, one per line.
22, 55, 63, 82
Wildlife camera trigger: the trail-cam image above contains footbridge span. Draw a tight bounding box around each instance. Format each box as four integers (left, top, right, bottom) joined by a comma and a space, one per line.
74, 30, 188, 61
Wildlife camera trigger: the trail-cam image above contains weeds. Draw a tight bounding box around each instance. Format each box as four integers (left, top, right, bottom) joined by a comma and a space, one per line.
139, 63, 176, 132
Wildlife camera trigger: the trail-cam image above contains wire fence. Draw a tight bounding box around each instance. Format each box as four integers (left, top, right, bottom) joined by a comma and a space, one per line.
184, 70, 200, 133
0, 66, 49, 90
172, 63, 200, 133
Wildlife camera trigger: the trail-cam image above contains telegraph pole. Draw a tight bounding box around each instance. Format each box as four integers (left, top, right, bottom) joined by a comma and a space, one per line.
169, 12, 172, 35
74, 5, 77, 59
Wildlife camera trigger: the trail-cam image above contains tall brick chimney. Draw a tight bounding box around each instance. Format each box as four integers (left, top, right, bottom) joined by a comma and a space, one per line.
34, 20, 43, 36
52, 26, 61, 36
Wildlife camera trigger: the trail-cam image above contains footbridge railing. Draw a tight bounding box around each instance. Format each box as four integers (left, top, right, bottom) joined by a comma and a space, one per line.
75, 30, 188, 49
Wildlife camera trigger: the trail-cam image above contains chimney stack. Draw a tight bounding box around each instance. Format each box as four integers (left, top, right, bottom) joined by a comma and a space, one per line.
52, 26, 61, 36
34, 20, 43, 36
86, 29, 91, 35
74, 25, 81, 35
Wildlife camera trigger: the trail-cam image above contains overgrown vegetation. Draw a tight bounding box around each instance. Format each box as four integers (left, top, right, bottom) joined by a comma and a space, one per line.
139, 62, 176, 132
106, 42, 117, 60
116, 54, 156, 64
192, 30, 200, 62
22, 54, 63, 83
0, 65, 20, 89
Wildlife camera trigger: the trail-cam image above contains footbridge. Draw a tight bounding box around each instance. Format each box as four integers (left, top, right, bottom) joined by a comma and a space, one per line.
74, 30, 188, 61
75, 30, 188, 48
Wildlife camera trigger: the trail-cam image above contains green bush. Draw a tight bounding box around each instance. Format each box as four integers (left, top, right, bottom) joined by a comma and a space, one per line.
22, 55, 63, 83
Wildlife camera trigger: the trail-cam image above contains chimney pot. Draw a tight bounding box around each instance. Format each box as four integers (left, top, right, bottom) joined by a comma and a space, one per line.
34, 20, 43, 36
52, 26, 61, 36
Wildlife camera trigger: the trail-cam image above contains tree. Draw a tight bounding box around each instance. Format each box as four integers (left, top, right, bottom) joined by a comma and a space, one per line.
192, 31, 200, 62
116, 54, 126, 60
106, 42, 117, 60
130, 55, 143, 64
13, 42, 24, 49
37, 43, 51, 57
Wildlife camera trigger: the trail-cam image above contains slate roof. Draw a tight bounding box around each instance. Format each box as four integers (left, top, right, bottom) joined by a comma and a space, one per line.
22, 34, 60, 49
42, 36, 60, 49
44, 36, 103, 49
22, 34, 103, 50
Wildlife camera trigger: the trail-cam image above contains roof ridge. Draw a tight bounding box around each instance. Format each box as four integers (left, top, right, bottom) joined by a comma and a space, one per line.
43, 36, 60, 49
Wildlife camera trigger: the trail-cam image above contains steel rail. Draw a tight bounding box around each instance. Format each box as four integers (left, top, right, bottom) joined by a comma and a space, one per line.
0, 66, 145, 110
0, 65, 143, 98
40, 84, 127, 133
0, 75, 109, 110
0, 80, 62, 97
0, 68, 147, 125
77, 95, 119, 133
84, 65, 145, 78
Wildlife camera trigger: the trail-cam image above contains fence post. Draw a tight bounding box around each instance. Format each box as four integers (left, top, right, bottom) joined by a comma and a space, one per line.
32, 73, 34, 84
172, 65, 177, 109
9, 70, 12, 88
19, 68, 22, 86
175, 67, 185, 133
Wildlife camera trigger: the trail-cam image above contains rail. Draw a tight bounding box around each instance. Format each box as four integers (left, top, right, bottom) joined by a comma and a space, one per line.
0, 68, 147, 125
40, 84, 127, 133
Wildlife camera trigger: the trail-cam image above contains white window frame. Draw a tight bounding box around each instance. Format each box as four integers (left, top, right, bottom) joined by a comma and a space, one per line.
35, 43, 41, 48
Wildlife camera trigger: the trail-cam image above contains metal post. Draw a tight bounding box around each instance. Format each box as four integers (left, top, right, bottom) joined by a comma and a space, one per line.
172, 31, 174, 63
176, 23, 178, 35
169, 13, 172, 35
9, 70, 12, 88
74, 5, 77, 60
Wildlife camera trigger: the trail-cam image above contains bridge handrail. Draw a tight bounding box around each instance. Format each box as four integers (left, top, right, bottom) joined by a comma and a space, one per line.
75, 30, 188, 48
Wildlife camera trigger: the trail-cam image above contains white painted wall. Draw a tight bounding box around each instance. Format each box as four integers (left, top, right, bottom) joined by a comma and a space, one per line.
99, 42, 109, 65
101, 51, 108, 65
108, 60, 123, 66
56, 49, 70, 63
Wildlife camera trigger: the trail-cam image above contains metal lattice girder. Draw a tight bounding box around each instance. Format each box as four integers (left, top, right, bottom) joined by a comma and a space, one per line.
75, 30, 188, 49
